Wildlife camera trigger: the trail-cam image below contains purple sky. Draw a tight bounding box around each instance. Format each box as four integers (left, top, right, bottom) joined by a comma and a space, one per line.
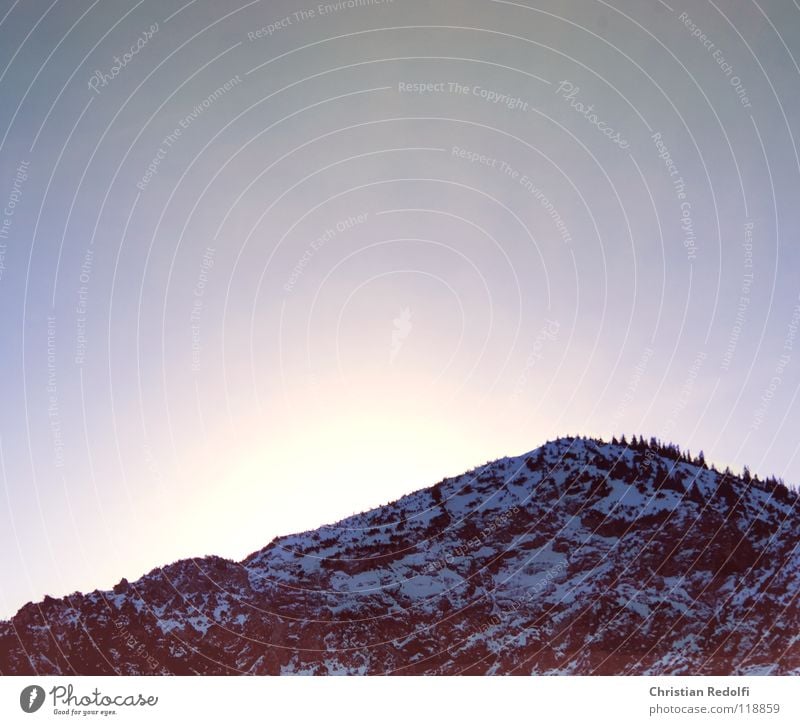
1, 0, 799, 617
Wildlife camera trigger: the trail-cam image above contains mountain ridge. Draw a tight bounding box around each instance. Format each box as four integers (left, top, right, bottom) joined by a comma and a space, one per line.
2, 435, 798, 675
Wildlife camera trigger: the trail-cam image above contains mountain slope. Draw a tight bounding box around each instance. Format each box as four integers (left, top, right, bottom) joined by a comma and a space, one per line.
1, 436, 798, 675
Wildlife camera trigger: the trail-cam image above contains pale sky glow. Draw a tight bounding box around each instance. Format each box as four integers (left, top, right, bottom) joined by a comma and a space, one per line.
1, 0, 800, 618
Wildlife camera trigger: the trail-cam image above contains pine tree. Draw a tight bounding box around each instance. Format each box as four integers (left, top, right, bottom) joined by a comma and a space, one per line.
687, 481, 704, 505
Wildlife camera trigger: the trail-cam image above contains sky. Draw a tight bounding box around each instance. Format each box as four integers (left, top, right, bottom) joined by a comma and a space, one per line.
0, 0, 799, 618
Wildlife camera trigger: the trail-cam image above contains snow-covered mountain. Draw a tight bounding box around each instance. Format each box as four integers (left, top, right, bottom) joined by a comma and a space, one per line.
2, 436, 798, 675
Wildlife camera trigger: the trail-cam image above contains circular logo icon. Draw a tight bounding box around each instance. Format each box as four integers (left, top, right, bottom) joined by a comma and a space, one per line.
19, 685, 45, 714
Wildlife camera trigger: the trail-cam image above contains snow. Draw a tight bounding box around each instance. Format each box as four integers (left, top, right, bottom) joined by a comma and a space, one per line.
9, 436, 796, 676
156, 617, 184, 634
398, 569, 464, 599
187, 615, 212, 634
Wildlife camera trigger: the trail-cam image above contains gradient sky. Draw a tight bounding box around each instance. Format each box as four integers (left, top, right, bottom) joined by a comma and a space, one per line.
1, 0, 799, 617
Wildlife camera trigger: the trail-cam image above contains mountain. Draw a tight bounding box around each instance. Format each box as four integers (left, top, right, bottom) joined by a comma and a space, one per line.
1, 436, 798, 675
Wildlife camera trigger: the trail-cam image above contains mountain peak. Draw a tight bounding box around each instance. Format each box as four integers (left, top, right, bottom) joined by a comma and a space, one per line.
2, 435, 798, 675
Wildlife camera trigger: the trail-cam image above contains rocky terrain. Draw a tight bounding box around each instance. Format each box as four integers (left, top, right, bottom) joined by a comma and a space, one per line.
1, 436, 798, 675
